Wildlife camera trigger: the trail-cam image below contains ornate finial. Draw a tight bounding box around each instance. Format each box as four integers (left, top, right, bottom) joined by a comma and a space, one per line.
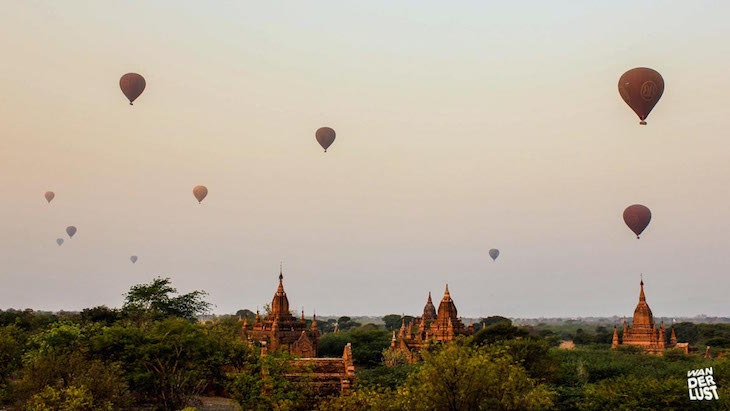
443, 283, 451, 300
279, 261, 283, 281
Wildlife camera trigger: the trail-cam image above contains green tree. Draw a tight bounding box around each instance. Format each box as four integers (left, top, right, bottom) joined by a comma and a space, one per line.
581, 375, 702, 411
12, 322, 130, 410
337, 316, 362, 331
229, 350, 312, 411
405, 344, 553, 411
122, 277, 211, 323
25, 385, 96, 411
473, 321, 528, 346
80, 306, 120, 325
318, 325, 391, 366
382, 315, 414, 331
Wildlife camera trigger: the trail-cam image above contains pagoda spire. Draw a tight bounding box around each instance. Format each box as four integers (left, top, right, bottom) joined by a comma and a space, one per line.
277, 263, 285, 294
443, 283, 451, 301
612, 324, 619, 349
639, 275, 646, 302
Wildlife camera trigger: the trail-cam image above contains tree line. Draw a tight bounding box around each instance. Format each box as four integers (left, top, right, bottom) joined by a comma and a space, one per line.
2, 278, 730, 410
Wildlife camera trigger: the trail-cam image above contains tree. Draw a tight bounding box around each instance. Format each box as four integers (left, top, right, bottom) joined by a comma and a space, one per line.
125, 318, 213, 410
405, 345, 553, 411
337, 316, 362, 331
229, 350, 312, 411
122, 277, 211, 323
25, 385, 96, 411
382, 315, 414, 331
382, 315, 403, 331
80, 306, 120, 325
581, 375, 693, 411
481, 316, 512, 327
12, 322, 131, 410
473, 321, 528, 346
235, 309, 255, 321
318, 325, 391, 366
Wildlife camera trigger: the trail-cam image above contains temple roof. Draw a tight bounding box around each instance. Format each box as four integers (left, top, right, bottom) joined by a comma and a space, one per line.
271, 267, 290, 318
632, 279, 654, 328
422, 292, 437, 320
436, 284, 458, 322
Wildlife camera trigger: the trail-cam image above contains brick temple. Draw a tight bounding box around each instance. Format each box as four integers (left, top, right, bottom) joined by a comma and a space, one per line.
243, 269, 320, 357
390, 284, 474, 362
611, 278, 678, 354
242, 269, 355, 395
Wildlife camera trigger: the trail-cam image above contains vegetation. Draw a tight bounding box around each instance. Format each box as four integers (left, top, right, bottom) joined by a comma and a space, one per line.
2, 283, 730, 410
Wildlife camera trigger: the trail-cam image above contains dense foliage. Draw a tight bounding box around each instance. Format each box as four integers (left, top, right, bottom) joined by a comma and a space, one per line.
2, 284, 730, 410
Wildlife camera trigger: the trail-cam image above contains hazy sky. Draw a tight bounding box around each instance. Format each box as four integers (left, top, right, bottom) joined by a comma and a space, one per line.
2, 1, 729, 318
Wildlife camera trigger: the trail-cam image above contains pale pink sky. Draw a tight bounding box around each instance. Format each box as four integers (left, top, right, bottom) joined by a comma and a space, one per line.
1, 1, 729, 317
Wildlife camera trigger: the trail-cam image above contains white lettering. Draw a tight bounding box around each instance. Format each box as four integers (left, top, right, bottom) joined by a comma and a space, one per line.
705, 367, 714, 375
698, 376, 707, 388
688, 377, 698, 388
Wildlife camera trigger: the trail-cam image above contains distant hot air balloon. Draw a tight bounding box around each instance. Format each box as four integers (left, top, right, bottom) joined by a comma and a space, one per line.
315, 127, 336, 152
618, 68, 664, 125
66, 226, 77, 238
56, 238, 64, 246
623, 204, 651, 239
130, 255, 138, 264
119, 73, 146, 105
193, 185, 208, 204
45, 191, 55, 203
489, 249, 500, 261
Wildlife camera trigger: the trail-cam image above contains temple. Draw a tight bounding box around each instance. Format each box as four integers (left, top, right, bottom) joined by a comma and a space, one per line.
390, 284, 474, 362
612, 278, 678, 354
243, 268, 320, 356
243, 268, 355, 396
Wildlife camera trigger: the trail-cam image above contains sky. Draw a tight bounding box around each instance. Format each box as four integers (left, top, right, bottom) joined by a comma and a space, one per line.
1, 1, 729, 318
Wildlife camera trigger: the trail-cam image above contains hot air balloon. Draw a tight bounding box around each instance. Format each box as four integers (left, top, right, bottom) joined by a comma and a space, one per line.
489, 249, 500, 261
66, 226, 77, 238
119, 73, 146, 105
315, 127, 336, 152
618, 68, 664, 125
623, 204, 651, 239
56, 238, 64, 246
130, 255, 138, 264
193, 185, 208, 204
45, 191, 55, 203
